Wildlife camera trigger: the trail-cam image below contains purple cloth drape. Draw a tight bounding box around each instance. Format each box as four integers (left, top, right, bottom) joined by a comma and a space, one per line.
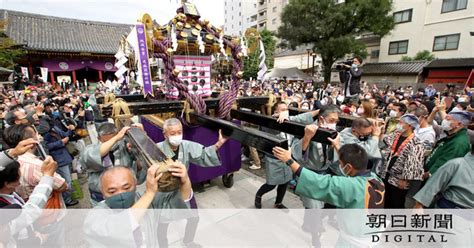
42, 59, 117, 72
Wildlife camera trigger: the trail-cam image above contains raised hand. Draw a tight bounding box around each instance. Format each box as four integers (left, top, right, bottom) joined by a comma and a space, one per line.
272, 146, 292, 163
146, 164, 162, 194
41, 156, 58, 177
168, 161, 189, 184
276, 110, 289, 123
9, 138, 37, 158
304, 124, 318, 139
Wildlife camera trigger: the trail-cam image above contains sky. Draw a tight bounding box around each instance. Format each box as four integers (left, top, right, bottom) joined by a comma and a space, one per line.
0, 0, 224, 25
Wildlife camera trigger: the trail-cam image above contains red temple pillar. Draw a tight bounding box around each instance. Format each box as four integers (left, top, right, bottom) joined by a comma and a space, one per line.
72, 70, 77, 84
28, 64, 33, 79
50, 71, 55, 85
98, 70, 103, 81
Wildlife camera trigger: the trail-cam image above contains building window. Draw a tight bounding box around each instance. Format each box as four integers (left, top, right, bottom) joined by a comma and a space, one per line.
442, 0, 468, 13
239, 21, 242, 26
239, 12, 241, 16
388, 40, 409, 55
273, 6, 277, 12
393, 9, 412, 23
371, 49, 380, 58
433, 33, 461, 51
272, 18, 276, 24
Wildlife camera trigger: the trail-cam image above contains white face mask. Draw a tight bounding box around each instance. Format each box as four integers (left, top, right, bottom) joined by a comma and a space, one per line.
326, 123, 337, 130
321, 118, 337, 130
339, 163, 349, 177
389, 110, 398, 118
168, 134, 183, 147
441, 120, 453, 132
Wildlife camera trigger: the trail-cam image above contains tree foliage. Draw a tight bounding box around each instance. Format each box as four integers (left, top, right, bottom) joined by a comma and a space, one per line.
278, 0, 394, 84
401, 50, 436, 61
243, 29, 276, 80
0, 20, 25, 69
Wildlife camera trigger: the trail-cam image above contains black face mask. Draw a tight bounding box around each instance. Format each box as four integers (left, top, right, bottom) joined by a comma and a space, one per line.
358, 135, 370, 142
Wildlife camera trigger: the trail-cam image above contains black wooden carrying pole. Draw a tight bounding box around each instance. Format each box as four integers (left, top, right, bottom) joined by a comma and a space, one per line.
102, 101, 185, 117
117, 119, 181, 192
101, 96, 276, 117
230, 109, 337, 145
189, 112, 288, 156
287, 107, 357, 128
116, 118, 169, 164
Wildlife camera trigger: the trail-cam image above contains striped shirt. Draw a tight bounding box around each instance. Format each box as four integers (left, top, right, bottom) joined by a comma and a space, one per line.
16, 152, 67, 208
6, 176, 56, 246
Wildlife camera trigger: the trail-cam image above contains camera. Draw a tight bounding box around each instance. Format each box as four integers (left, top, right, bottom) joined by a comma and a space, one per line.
336, 59, 354, 70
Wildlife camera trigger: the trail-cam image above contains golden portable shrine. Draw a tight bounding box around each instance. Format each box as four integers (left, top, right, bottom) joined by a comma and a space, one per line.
101, 1, 340, 190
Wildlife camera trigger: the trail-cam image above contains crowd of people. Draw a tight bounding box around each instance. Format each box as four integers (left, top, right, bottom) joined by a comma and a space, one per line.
0, 71, 473, 246
239, 80, 473, 208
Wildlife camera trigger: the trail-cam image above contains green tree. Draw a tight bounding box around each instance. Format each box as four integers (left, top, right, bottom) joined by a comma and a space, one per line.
0, 20, 25, 69
278, 0, 394, 85
243, 29, 276, 80
400, 50, 436, 61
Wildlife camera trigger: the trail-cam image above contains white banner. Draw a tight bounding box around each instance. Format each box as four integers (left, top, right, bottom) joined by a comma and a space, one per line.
114, 56, 128, 68
20, 67, 29, 79
114, 66, 127, 78
40, 67, 48, 82
114, 50, 125, 60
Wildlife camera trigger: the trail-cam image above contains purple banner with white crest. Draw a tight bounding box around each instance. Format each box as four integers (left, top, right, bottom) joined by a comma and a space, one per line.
136, 24, 153, 95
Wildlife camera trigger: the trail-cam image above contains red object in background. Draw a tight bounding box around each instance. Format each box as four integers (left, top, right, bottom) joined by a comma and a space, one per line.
49, 71, 55, 85
424, 69, 471, 85
72, 70, 77, 83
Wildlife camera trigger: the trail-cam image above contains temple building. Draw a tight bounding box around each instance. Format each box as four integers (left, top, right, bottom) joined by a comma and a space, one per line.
1, 9, 131, 84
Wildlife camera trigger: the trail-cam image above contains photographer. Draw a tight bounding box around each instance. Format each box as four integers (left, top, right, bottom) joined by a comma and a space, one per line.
42, 111, 78, 207
339, 56, 363, 100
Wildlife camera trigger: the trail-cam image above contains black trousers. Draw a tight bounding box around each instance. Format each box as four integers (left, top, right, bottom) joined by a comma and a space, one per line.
256, 182, 288, 204
384, 180, 408, 209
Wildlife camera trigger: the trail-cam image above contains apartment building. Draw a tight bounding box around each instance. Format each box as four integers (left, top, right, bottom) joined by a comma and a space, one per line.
256, 0, 289, 32
377, 0, 474, 62
224, 0, 258, 36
